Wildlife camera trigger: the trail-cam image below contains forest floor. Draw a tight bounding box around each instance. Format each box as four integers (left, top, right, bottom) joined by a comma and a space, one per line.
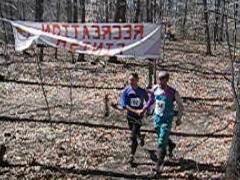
0, 40, 236, 179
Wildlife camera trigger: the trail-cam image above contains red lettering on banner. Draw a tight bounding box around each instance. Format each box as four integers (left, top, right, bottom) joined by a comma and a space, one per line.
83, 26, 90, 39
92, 42, 103, 51
62, 24, 70, 37
52, 24, 61, 35
112, 25, 121, 40
134, 24, 144, 39
83, 41, 91, 50
92, 25, 100, 39
102, 25, 111, 40
56, 39, 67, 48
106, 43, 113, 49
118, 43, 125, 55
123, 24, 132, 40
117, 43, 125, 48
70, 43, 79, 52
42, 24, 51, 33
72, 24, 80, 38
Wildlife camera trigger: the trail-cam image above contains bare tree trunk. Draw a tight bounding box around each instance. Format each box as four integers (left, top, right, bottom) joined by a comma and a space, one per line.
105, 0, 109, 22
78, 0, 85, 62
148, 60, 154, 88
110, 0, 127, 63
202, 0, 212, 55
35, 51, 52, 121
20, 1, 26, 20
153, 59, 157, 84
146, 0, 154, 87
80, 0, 85, 23
73, 0, 78, 23
150, 0, 154, 22
213, 0, 220, 49
35, 0, 44, 62
220, 0, 225, 42
104, 94, 109, 117
8, 0, 14, 20
35, 0, 44, 21
153, 0, 157, 22
55, 0, 61, 59
146, 0, 151, 22
158, 0, 164, 21
182, 0, 188, 38
114, 0, 127, 22
72, 0, 79, 63
134, 0, 140, 23
67, 0, 73, 23
226, 120, 240, 179
0, 1, 8, 44
226, 1, 240, 179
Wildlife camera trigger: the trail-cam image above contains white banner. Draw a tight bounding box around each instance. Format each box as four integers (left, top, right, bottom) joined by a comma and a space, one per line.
10, 20, 162, 58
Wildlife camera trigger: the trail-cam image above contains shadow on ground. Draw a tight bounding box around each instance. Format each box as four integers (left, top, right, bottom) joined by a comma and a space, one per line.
145, 149, 225, 174
0, 156, 225, 179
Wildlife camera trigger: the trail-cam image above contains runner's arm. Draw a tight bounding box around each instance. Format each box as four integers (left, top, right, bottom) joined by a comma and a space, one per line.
143, 89, 155, 112
175, 91, 184, 121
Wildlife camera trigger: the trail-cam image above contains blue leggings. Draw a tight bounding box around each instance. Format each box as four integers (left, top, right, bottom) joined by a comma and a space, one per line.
155, 122, 172, 150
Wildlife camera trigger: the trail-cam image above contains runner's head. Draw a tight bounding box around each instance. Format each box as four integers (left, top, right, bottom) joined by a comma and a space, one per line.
158, 71, 169, 87
128, 73, 139, 87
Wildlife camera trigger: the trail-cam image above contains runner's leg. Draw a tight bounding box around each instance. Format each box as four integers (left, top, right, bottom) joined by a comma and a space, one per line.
135, 121, 145, 146
168, 138, 176, 157
128, 120, 139, 165
0, 144, 6, 165
155, 123, 170, 173
130, 123, 139, 156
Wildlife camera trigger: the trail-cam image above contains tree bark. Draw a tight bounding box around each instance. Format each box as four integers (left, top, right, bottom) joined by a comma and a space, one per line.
134, 0, 141, 23
220, 0, 225, 41
55, 0, 61, 59
182, 0, 188, 38
35, 0, 44, 21
80, 0, 85, 23
67, 0, 73, 23
0, 1, 8, 44
158, 0, 164, 21
78, 0, 85, 62
9, 0, 14, 20
226, 1, 240, 179
114, 0, 127, 22
213, 0, 220, 48
226, 120, 240, 180
110, 0, 127, 63
21, 1, 26, 20
153, 0, 157, 22
105, 0, 109, 22
73, 0, 78, 23
72, 0, 79, 63
202, 0, 212, 55
146, 0, 151, 22
148, 60, 154, 88
35, 0, 44, 62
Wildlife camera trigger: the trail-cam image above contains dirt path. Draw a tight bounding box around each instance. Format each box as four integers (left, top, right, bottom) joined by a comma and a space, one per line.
0, 40, 234, 179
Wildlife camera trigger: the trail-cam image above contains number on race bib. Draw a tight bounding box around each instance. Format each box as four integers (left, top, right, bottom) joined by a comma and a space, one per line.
130, 98, 141, 107
155, 100, 165, 116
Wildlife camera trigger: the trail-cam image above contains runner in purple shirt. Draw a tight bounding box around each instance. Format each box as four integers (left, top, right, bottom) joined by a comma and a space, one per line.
120, 73, 152, 166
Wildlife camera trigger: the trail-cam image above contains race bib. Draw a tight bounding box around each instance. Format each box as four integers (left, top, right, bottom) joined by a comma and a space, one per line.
130, 97, 141, 107
155, 100, 165, 116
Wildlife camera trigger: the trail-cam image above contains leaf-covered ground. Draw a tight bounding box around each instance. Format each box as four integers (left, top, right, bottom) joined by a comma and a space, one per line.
0, 40, 235, 179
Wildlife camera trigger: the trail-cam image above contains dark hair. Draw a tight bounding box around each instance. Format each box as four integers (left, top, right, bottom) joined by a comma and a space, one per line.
130, 73, 139, 80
